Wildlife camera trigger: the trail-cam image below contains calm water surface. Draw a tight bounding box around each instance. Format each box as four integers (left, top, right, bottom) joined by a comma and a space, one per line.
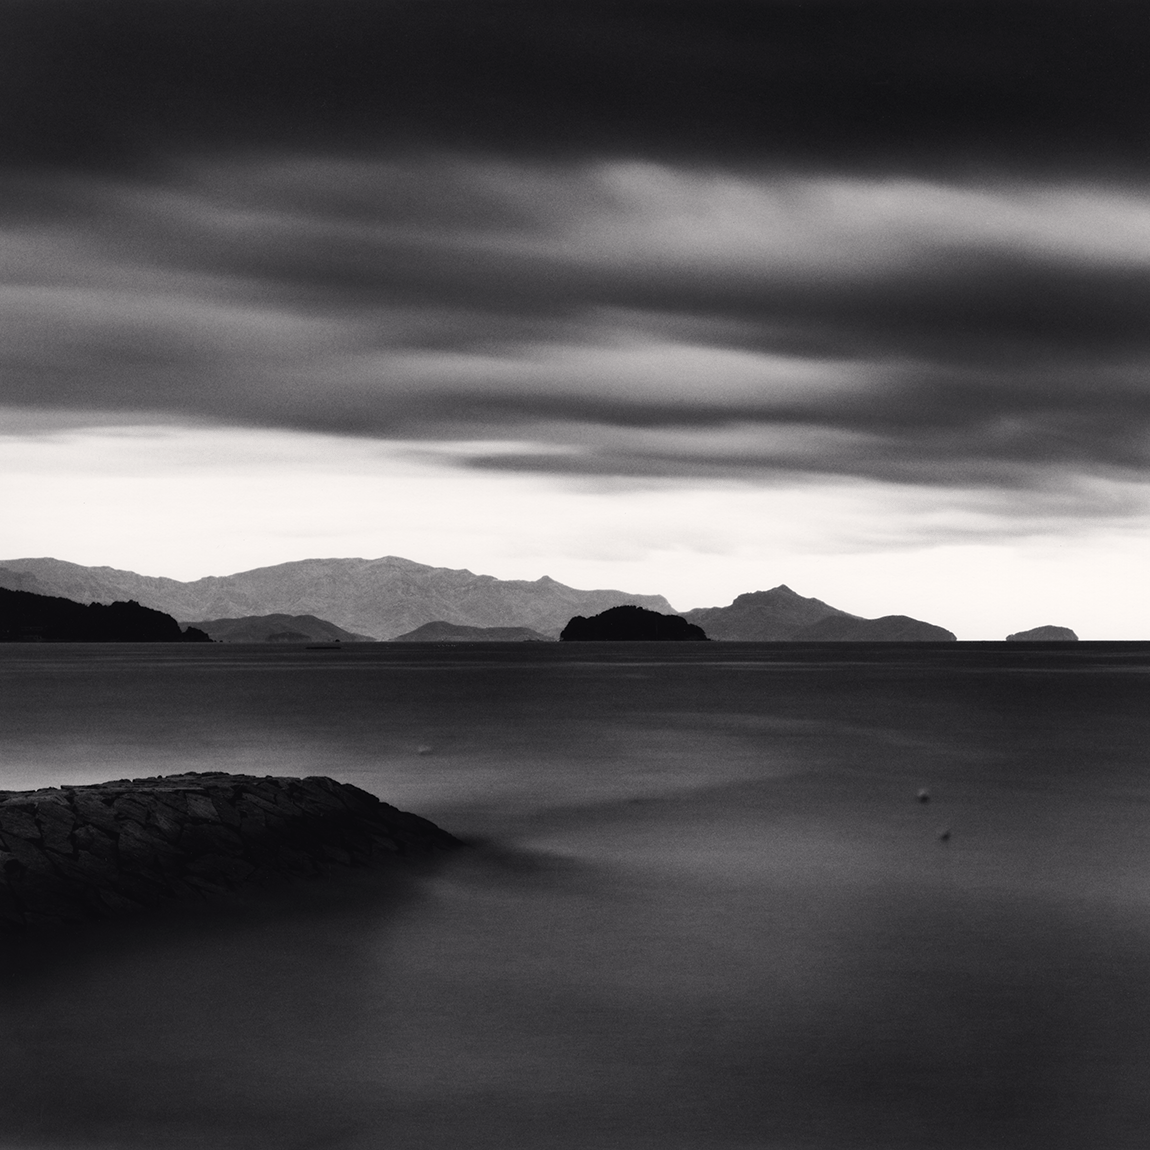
1, 642, 1149, 1149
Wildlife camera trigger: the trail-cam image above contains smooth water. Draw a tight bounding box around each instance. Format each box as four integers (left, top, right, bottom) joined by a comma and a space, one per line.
1, 642, 1150, 1149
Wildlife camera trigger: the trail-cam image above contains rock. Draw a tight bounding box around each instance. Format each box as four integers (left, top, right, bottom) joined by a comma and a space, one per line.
3, 837, 55, 876
0, 805, 42, 842
1005, 625, 1079, 641
37, 809, 75, 855
73, 825, 116, 860
185, 795, 219, 821
70, 796, 122, 837
0, 773, 461, 931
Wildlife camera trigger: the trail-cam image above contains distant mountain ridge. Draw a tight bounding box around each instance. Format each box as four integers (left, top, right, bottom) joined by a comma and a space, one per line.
0, 560, 958, 642
188, 614, 375, 644
390, 622, 554, 642
0, 557, 673, 641
791, 614, 957, 642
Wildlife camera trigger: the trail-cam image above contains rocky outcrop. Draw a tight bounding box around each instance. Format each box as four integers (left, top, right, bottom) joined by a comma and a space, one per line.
0, 773, 460, 930
0, 588, 210, 643
790, 614, 957, 642
185, 613, 375, 643
561, 605, 709, 641
1006, 625, 1079, 641
390, 621, 555, 641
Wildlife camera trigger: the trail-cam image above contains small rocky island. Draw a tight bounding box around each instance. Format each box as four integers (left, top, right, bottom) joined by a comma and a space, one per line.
561, 605, 709, 641
1005, 625, 1079, 641
0, 773, 460, 929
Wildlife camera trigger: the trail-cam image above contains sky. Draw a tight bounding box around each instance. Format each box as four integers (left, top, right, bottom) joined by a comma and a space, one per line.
4, 0, 1150, 638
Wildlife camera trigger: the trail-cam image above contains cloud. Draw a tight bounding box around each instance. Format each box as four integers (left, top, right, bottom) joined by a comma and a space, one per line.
4, 152, 1150, 496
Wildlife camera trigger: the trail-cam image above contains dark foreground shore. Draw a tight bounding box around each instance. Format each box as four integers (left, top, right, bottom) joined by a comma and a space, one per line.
0, 772, 461, 929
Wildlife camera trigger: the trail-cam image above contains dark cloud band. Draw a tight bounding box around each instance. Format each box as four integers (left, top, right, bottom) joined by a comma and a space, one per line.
2, 1, 1149, 175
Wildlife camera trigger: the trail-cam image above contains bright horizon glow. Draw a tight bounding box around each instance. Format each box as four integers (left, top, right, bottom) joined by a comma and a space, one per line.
6, 416, 1150, 640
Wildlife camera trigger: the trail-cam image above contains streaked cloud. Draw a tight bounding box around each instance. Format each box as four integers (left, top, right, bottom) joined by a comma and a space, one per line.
4, 154, 1150, 496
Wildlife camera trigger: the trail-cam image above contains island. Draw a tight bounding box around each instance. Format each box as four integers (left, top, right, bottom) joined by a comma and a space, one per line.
0, 773, 461, 929
560, 605, 709, 641
1005, 626, 1079, 641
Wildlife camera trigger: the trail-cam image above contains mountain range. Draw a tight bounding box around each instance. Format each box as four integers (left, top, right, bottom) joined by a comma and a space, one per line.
0, 557, 674, 641
0, 557, 960, 641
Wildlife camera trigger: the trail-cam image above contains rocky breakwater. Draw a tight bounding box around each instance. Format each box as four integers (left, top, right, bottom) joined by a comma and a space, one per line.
0, 773, 461, 930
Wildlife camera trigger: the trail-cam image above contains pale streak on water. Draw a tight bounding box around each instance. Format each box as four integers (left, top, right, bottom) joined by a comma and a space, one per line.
1, 642, 1149, 1149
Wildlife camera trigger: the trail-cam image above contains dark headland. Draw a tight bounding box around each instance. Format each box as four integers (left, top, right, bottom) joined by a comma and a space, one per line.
0, 773, 461, 930
0, 588, 210, 643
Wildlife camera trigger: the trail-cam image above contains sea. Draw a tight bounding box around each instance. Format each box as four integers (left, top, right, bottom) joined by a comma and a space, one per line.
1, 641, 1149, 1150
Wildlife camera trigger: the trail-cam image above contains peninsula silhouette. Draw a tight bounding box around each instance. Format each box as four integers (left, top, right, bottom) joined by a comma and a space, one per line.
0, 588, 211, 642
